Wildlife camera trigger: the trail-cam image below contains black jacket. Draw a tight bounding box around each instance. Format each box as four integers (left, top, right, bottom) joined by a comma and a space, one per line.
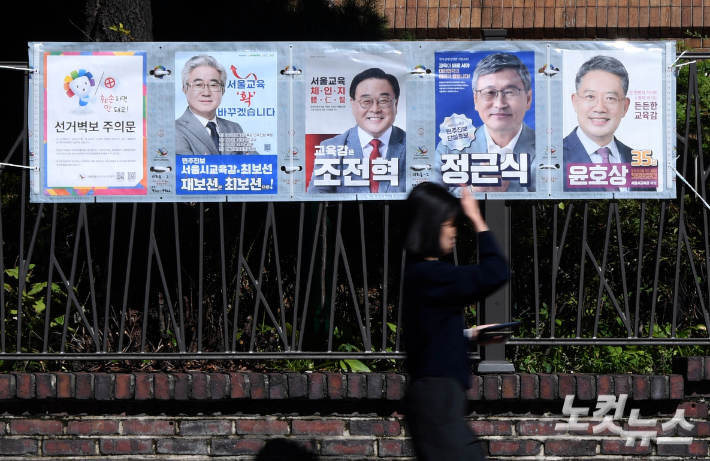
402, 231, 510, 389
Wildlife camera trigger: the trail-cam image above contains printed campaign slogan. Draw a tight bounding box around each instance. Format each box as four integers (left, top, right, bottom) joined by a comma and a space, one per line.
174, 52, 277, 195
304, 53, 408, 198
44, 52, 147, 196
562, 50, 664, 193
433, 51, 536, 194
31, 41, 674, 203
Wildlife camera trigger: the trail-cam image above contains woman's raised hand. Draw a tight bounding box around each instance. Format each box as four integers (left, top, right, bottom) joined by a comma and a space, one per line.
460, 186, 488, 232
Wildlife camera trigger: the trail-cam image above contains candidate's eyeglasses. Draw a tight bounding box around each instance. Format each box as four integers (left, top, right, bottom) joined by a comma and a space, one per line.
356, 97, 396, 109
475, 87, 522, 101
576, 93, 622, 108
187, 82, 223, 93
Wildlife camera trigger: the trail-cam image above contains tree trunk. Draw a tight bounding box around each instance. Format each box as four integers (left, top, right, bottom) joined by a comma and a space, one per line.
83, 0, 153, 42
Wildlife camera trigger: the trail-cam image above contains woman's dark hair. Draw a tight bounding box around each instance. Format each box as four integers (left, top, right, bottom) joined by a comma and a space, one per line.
403, 182, 462, 259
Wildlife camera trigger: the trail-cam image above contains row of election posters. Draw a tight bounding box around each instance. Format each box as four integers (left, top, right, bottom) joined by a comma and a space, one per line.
31, 41, 675, 202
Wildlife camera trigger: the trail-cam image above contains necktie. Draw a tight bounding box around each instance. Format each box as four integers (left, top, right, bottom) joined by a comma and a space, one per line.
369, 139, 382, 193
207, 121, 220, 153
596, 147, 618, 191
597, 147, 611, 163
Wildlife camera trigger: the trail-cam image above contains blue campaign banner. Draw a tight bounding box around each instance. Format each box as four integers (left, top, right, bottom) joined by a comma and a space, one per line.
435, 51, 536, 134
177, 155, 277, 195
433, 51, 538, 193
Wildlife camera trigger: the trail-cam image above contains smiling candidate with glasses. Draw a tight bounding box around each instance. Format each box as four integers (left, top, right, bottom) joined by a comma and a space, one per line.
562, 55, 647, 192
307, 67, 406, 194
175, 55, 256, 155
433, 52, 537, 193
474, 87, 523, 101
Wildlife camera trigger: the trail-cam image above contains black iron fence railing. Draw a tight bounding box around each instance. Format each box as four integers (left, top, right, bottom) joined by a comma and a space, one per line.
0, 58, 708, 364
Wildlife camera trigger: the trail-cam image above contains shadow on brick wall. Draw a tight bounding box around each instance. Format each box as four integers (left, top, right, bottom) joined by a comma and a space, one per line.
256, 438, 319, 460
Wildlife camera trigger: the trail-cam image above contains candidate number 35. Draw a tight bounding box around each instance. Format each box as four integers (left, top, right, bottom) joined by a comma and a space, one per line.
631, 149, 657, 167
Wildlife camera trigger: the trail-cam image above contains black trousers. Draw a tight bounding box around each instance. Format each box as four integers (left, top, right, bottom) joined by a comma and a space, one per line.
403, 377, 487, 461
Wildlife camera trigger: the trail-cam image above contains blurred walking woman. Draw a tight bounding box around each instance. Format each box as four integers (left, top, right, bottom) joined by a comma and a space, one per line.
401, 183, 510, 461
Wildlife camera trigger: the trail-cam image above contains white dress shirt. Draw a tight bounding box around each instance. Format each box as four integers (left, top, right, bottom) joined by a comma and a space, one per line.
190, 108, 220, 137
576, 128, 622, 164
483, 124, 523, 155
357, 126, 393, 159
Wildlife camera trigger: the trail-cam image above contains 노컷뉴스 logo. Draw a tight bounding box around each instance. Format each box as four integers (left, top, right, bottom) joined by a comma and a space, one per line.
556, 394, 694, 447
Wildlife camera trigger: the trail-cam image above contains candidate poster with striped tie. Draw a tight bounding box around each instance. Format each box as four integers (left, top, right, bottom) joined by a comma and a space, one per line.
29, 41, 675, 203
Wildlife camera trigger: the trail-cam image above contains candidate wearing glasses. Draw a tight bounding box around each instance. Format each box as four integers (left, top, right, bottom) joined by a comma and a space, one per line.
563, 55, 637, 191
176, 55, 255, 155
307, 67, 406, 194
434, 53, 536, 193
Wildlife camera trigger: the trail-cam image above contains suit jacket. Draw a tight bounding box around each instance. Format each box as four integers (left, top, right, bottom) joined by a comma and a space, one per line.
175, 107, 256, 155
433, 122, 537, 192
307, 125, 407, 194
563, 126, 647, 192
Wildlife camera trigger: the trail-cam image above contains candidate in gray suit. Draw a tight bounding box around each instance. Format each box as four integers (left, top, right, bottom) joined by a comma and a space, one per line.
175, 55, 255, 155
307, 68, 406, 194
433, 53, 536, 192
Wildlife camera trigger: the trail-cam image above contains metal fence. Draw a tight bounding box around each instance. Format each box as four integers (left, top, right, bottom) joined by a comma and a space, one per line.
0, 57, 708, 365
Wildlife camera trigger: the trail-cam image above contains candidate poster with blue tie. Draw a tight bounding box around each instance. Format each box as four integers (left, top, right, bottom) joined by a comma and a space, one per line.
174, 52, 278, 196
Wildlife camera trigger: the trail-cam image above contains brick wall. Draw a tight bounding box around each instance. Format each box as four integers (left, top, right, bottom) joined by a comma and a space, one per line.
376, 1, 710, 49
0, 359, 709, 459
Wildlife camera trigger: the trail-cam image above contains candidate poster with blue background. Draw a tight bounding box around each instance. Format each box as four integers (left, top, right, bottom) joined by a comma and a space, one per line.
435, 51, 535, 132
174, 51, 278, 195
434, 51, 536, 193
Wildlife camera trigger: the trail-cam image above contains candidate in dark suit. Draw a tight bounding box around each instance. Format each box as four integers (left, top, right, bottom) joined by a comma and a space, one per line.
308, 125, 406, 194
307, 68, 406, 194
175, 55, 256, 155
563, 127, 637, 192
433, 53, 537, 192
564, 55, 641, 192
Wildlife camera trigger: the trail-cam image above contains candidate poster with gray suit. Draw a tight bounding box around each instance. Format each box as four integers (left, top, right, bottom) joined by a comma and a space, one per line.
433, 51, 537, 197
174, 52, 277, 196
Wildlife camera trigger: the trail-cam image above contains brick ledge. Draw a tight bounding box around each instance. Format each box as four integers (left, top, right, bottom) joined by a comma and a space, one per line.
0, 371, 689, 402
